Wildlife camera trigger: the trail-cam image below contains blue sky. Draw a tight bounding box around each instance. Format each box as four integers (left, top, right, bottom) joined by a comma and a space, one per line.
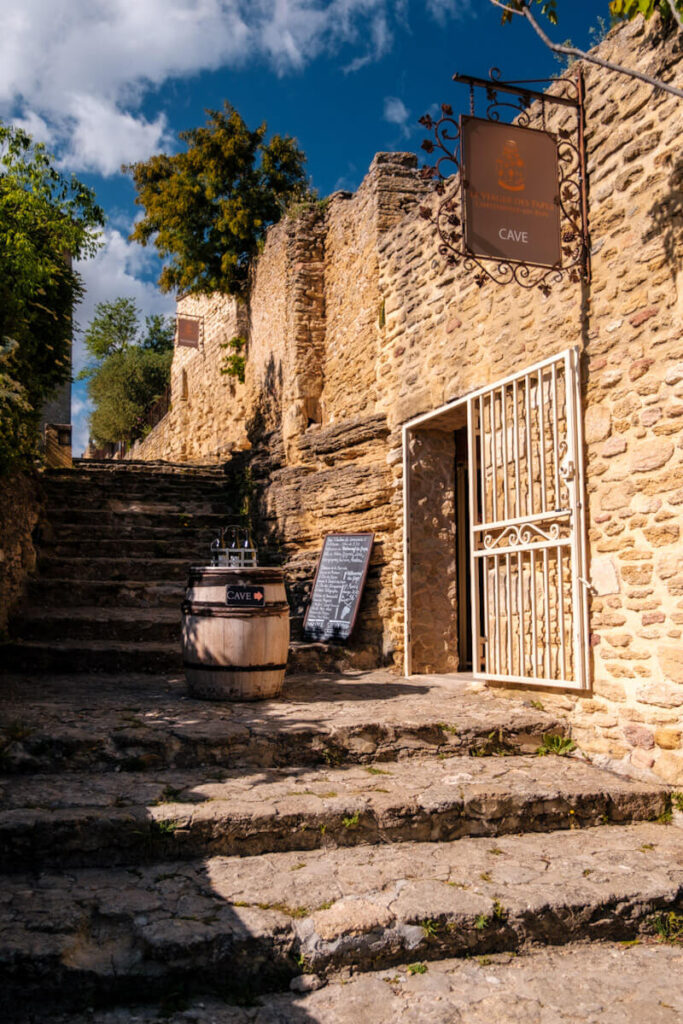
0, 0, 605, 454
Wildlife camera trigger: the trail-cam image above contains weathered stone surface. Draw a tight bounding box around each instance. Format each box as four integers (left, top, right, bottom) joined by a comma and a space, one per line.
654, 750, 683, 784
585, 405, 612, 444
629, 440, 674, 474
2, 823, 682, 1016
0, 754, 667, 871
654, 727, 682, 749
0, 671, 564, 775
657, 647, 683, 685
50, 945, 683, 1024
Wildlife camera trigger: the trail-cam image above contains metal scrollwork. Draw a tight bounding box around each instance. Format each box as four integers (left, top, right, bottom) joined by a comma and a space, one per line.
482, 520, 568, 550
418, 68, 589, 295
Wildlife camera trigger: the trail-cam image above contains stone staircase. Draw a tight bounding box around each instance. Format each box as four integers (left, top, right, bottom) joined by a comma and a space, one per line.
0, 667, 681, 1022
3, 459, 232, 675
0, 462, 681, 1022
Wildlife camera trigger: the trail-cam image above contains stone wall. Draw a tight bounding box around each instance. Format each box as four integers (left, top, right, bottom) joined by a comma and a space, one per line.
129, 293, 249, 463
0, 472, 43, 632
131, 17, 683, 782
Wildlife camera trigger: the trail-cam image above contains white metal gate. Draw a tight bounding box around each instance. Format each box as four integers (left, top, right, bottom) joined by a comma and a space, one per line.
466, 348, 589, 689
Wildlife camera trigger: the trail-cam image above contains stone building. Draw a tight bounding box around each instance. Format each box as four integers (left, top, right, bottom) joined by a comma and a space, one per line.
130, 17, 683, 786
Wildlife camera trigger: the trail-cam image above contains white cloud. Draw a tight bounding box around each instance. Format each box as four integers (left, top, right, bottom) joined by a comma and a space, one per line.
0, 1, 474, 175
383, 95, 411, 136
426, 0, 472, 25
59, 97, 171, 176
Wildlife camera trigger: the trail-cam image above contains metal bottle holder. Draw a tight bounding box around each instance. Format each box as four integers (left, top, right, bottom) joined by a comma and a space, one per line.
210, 523, 257, 568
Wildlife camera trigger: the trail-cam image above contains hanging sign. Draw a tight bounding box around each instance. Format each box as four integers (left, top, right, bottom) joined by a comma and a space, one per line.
176, 316, 201, 348
303, 533, 374, 642
461, 116, 562, 269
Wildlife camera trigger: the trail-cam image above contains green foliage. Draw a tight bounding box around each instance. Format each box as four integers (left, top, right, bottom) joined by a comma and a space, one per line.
220, 335, 247, 383
79, 298, 174, 446
406, 963, 428, 975
652, 910, 683, 944
610, 0, 682, 23
499, 1, 558, 25
126, 102, 311, 297
0, 121, 103, 474
536, 734, 576, 756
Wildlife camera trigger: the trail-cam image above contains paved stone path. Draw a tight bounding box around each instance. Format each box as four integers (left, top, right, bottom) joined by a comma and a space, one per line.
47, 944, 683, 1023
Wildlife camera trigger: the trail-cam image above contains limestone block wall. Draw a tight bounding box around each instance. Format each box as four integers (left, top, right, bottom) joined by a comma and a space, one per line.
130, 293, 249, 463
129, 17, 683, 781
373, 17, 683, 783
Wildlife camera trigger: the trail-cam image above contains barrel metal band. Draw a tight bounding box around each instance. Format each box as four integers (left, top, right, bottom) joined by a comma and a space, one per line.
183, 661, 288, 673
182, 601, 289, 616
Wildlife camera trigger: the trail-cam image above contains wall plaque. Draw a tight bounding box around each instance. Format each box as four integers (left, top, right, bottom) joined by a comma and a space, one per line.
303, 533, 374, 642
176, 316, 201, 348
461, 116, 562, 269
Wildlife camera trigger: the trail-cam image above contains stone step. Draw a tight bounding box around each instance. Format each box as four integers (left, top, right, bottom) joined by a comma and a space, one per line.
41, 538, 212, 559
36, 556, 194, 581
46, 508, 228, 530
48, 524, 222, 545
1, 824, 681, 1015
0, 672, 564, 774
41, 944, 683, 1024
0, 639, 182, 675
9, 607, 180, 644
56, 460, 229, 479
0, 756, 668, 871
24, 577, 185, 607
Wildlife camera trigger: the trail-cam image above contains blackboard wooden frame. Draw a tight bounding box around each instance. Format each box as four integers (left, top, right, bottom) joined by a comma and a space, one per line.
303, 532, 374, 643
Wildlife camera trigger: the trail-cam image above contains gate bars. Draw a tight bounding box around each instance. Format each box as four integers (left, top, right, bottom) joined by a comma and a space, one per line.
404, 347, 590, 690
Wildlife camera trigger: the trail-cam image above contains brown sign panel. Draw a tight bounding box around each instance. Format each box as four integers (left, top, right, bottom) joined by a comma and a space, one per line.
461, 116, 562, 269
176, 316, 200, 348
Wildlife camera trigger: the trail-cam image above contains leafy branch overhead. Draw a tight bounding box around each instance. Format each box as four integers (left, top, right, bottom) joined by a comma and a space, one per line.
491, 0, 683, 97
126, 103, 312, 298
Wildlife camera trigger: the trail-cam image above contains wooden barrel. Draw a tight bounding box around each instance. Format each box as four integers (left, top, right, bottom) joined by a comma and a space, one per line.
182, 567, 289, 701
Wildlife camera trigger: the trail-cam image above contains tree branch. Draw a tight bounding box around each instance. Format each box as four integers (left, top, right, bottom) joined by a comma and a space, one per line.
489, 0, 683, 99
669, 1, 683, 31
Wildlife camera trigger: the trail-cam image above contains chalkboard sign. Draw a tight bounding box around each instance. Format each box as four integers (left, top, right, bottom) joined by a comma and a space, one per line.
303, 533, 374, 642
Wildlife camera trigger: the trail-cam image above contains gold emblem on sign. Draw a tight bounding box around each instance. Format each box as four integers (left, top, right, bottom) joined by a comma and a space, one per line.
497, 139, 525, 192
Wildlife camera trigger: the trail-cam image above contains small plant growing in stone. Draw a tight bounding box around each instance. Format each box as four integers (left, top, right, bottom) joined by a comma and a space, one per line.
421, 918, 439, 938
220, 335, 247, 383
652, 911, 683, 945
406, 962, 428, 975
474, 914, 490, 930
152, 818, 180, 835
365, 766, 391, 776
342, 811, 360, 829
492, 900, 508, 921
536, 734, 576, 757
530, 699, 545, 711
672, 793, 683, 813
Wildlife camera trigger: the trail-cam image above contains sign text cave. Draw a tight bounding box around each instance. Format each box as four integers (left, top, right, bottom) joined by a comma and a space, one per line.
461, 117, 562, 269
303, 533, 374, 643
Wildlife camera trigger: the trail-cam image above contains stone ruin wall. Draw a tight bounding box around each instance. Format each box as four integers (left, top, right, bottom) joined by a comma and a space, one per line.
132, 18, 683, 783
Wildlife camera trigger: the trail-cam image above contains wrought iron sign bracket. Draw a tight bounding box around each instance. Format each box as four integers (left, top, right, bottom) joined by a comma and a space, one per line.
419, 68, 590, 294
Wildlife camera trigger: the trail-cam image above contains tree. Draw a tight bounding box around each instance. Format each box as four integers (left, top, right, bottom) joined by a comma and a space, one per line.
0, 122, 103, 474
79, 298, 175, 447
126, 102, 312, 298
491, 1, 683, 99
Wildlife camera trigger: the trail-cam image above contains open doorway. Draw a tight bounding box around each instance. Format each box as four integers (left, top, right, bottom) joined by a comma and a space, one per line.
402, 348, 590, 690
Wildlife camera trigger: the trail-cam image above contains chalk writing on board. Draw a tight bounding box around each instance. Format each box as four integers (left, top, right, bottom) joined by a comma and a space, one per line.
303, 533, 374, 642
